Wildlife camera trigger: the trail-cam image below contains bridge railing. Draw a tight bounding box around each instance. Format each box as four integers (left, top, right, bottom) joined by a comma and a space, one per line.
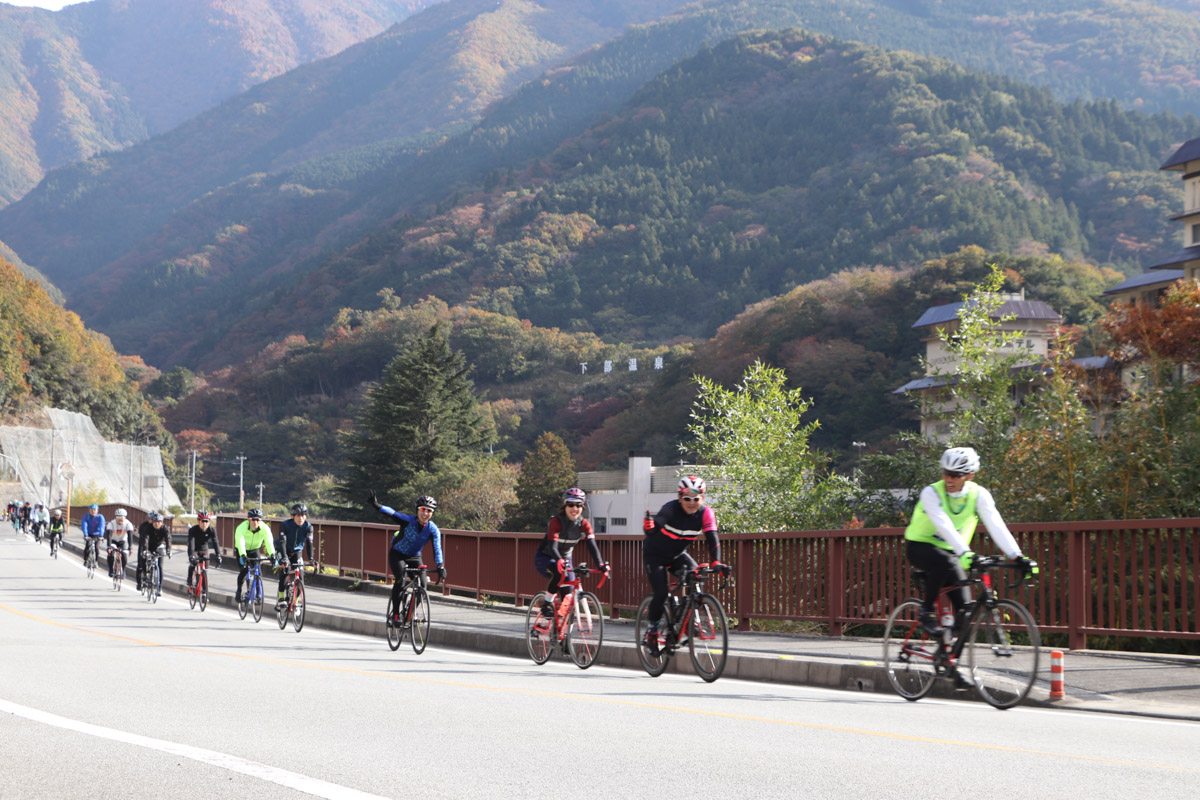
211, 513, 1200, 650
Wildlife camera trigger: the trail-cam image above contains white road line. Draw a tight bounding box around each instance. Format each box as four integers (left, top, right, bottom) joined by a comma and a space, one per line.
0, 697, 390, 800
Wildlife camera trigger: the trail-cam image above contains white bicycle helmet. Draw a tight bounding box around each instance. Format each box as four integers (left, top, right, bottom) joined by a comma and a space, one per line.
678, 475, 706, 495
115, 508, 127, 517
940, 447, 980, 474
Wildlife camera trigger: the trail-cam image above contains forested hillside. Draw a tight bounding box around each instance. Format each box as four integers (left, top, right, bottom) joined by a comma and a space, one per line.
154, 29, 1193, 369
0, 0, 683, 287
0, 0, 439, 205
0, 257, 162, 443
4, 0, 1200, 367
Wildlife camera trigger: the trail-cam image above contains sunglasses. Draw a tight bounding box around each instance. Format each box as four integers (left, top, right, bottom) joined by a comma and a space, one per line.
565, 502, 584, 508
943, 470, 969, 479
679, 495, 703, 502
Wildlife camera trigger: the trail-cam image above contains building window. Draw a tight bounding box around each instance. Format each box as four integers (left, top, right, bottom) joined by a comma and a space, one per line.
1191, 222, 1200, 247
611, 517, 627, 528
593, 517, 607, 533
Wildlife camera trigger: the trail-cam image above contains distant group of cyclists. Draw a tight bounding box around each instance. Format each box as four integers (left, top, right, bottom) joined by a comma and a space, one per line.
12, 445, 1038, 668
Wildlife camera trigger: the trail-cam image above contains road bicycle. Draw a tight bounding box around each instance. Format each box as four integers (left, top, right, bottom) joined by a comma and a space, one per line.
32, 520, 44, 543
109, 547, 128, 592
48, 527, 62, 558
142, 546, 168, 604
84, 539, 99, 579
525, 563, 607, 669
635, 563, 731, 682
238, 556, 268, 623
188, 555, 214, 612
386, 565, 436, 654
276, 558, 307, 632
882, 555, 1041, 710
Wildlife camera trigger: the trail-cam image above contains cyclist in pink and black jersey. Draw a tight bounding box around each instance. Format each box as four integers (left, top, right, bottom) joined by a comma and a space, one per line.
641, 476, 728, 649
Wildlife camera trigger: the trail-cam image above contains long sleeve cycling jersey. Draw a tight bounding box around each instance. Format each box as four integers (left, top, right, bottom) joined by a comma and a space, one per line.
233, 520, 275, 557
137, 521, 172, 554
278, 519, 314, 559
646, 499, 721, 562
187, 524, 219, 557
81, 512, 106, 538
377, 506, 442, 564
907, 483, 1021, 558
539, 514, 603, 564
105, 519, 135, 552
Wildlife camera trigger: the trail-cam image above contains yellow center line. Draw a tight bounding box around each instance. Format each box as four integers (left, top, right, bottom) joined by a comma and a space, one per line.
2, 601, 1193, 773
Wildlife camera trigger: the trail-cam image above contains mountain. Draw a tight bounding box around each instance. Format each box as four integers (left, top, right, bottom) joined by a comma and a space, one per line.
133, 28, 1192, 369
3, 0, 1200, 369
0, 0, 684, 291
0, 239, 61, 304
0, 0, 442, 204
0, 255, 161, 441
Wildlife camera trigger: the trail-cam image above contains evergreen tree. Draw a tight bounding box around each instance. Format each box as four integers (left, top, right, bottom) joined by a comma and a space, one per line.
335, 325, 491, 519
503, 432, 577, 532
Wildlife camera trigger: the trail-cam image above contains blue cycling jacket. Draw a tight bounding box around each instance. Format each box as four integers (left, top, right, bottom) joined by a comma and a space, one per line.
378, 506, 443, 564
81, 513, 106, 538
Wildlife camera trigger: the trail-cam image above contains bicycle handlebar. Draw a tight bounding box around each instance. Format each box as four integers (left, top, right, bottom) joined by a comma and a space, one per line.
970, 556, 1037, 590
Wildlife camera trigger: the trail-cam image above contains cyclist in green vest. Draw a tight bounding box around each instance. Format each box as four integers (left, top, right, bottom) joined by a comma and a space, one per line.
904, 447, 1037, 636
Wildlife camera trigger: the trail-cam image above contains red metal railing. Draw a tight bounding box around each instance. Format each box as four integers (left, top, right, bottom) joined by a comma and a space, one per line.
211, 514, 1200, 650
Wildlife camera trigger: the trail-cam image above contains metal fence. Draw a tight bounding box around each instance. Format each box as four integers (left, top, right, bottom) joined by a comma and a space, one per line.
208, 513, 1199, 650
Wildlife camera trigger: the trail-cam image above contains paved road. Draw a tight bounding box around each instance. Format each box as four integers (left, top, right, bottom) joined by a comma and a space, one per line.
3, 531, 1199, 799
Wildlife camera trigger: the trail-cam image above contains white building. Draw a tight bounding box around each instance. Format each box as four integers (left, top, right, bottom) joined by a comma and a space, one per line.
576, 452, 723, 534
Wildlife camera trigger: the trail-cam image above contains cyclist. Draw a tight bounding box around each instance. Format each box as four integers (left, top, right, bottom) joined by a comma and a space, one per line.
641, 476, 727, 652
534, 488, 608, 638
18, 500, 31, 532
368, 492, 445, 628
904, 447, 1038, 636
275, 503, 314, 609
234, 509, 276, 603
48, 508, 66, 551
136, 511, 172, 594
81, 504, 105, 567
30, 503, 49, 541
105, 508, 135, 578
187, 511, 221, 587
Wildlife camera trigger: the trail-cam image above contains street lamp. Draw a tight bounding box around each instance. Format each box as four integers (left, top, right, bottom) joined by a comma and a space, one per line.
852, 441, 867, 463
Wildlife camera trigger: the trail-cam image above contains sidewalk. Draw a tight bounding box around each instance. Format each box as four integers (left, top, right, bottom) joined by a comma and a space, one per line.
58, 531, 1200, 721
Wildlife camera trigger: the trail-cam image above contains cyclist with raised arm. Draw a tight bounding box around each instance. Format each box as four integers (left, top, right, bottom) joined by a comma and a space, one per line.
905, 447, 1038, 636
81, 504, 105, 567
368, 492, 444, 628
187, 511, 221, 587
534, 488, 608, 638
234, 509, 276, 602
641, 476, 727, 653
137, 511, 172, 594
105, 508, 135, 578
276, 503, 314, 609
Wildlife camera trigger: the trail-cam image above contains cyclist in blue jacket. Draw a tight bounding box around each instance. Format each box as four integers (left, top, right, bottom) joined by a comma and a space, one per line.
276, 503, 314, 609
81, 504, 106, 567
368, 492, 445, 627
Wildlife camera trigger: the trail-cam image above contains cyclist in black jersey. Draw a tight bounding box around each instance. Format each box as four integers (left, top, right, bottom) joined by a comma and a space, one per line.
534, 488, 608, 634
641, 476, 728, 651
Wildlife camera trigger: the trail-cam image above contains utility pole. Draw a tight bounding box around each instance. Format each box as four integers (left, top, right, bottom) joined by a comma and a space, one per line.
128, 442, 134, 504
256, 482, 265, 510
47, 431, 55, 508
236, 455, 247, 511
189, 450, 198, 515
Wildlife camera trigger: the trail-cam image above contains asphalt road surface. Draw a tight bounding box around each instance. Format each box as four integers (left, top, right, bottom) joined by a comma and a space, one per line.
2, 532, 1197, 799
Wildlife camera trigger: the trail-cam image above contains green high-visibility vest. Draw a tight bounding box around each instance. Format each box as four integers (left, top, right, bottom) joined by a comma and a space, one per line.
904, 480, 979, 550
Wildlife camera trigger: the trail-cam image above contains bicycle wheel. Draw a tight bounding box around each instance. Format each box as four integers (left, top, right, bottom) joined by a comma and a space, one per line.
524, 593, 554, 665
277, 583, 290, 629
198, 572, 208, 612
237, 584, 248, 619
385, 594, 402, 651
635, 595, 670, 677
566, 592, 604, 670
409, 587, 430, 654
966, 599, 1041, 709
688, 594, 728, 682
86, 551, 95, 579
251, 577, 264, 622
189, 576, 198, 608
147, 564, 158, 604
292, 582, 306, 633
882, 599, 939, 701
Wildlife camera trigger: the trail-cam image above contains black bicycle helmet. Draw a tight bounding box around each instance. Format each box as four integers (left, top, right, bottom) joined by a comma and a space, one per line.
415, 496, 437, 511
247, 508, 264, 520
290, 503, 309, 516
148, 511, 163, 522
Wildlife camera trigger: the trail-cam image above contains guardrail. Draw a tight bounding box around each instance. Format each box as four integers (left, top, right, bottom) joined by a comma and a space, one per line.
210, 513, 1199, 650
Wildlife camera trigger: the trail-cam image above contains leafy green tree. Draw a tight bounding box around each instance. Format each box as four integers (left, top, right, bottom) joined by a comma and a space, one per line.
503, 432, 577, 532
146, 366, 196, 400
335, 325, 491, 519
686, 361, 856, 532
